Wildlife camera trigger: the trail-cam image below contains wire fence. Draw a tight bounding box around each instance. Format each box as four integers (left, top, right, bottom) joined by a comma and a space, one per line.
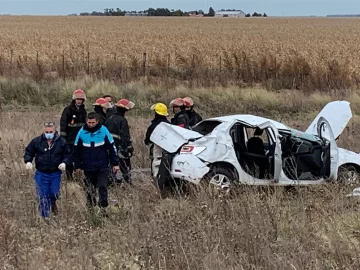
0, 49, 356, 91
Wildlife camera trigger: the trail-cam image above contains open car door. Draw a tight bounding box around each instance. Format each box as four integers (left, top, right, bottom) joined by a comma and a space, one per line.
317, 117, 339, 181
257, 121, 282, 183
305, 101, 352, 140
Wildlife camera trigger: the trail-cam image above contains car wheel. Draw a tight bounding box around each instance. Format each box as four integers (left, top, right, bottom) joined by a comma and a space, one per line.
202, 167, 237, 190
338, 165, 360, 186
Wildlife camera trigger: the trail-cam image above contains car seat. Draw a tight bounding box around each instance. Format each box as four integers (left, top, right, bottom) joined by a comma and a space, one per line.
247, 128, 265, 155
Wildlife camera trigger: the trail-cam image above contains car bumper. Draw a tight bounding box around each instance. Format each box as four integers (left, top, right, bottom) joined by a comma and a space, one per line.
170, 154, 210, 185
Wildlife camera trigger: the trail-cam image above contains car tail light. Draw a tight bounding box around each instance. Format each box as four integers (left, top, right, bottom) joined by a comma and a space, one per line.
181, 145, 195, 153
180, 145, 206, 155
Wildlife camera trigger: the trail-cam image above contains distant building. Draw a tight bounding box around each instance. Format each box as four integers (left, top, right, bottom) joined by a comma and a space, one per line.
188, 13, 204, 17
125, 12, 148, 16
215, 10, 245, 17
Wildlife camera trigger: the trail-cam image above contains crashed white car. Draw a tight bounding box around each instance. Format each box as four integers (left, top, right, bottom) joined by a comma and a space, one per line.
150, 100, 360, 189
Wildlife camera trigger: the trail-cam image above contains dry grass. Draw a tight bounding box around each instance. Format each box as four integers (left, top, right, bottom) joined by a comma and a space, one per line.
1, 92, 360, 268
0, 16, 360, 90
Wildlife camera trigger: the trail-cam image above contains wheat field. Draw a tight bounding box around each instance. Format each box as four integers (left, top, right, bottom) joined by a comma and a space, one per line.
1, 16, 360, 90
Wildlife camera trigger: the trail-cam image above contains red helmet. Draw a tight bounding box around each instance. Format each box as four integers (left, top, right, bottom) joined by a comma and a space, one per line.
169, 98, 189, 107
92, 98, 110, 108
183, 97, 194, 107
72, 89, 86, 100
115, 99, 135, 110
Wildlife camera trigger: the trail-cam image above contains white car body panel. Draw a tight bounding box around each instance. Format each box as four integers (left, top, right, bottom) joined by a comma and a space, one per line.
305, 100, 352, 139
150, 122, 203, 153
151, 100, 360, 187
171, 154, 210, 183
338, 148, 360, 167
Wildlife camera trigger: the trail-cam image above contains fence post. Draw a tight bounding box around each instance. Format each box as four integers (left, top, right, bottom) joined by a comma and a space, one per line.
0, 55, 3, 76
10, 49, 13, 64
10, 49, 13, 77
167, 54, 170, 74
62, 53, 65, 80
219, 55, 222, 73
142, 52, 147, 76
87, 51, 90, 75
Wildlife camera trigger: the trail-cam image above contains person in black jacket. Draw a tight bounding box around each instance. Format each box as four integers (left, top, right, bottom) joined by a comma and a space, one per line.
92, 97, 112, 124
144, 102, 170, 145
24, 122, 71, 220
73, 112, 120, 214
60, 89, 87, 181
183, 96, 203, 127
104, 99, 135, 185
169, 98, 190, 129
144, 102, 170, 179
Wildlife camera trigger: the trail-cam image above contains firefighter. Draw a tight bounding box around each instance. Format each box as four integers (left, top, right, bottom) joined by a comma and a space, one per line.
60, 89, 87, 181
169, 98, 190, 129
103, 95, 113, 107
144, 103, 170, 178
103, 94, 115, 118
104, 99, 135, 185
183, 96, 203, 127
93, 97, 112, 124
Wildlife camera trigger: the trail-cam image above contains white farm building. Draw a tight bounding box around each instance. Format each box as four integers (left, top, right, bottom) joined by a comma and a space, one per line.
215, 10, 245, 17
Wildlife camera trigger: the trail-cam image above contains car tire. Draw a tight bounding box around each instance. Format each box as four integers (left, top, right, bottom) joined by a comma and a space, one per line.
201, 167, 238, 190
338, 165, 360, 186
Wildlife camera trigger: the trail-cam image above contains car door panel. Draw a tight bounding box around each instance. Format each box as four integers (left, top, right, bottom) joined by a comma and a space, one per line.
316, 117, 339, 181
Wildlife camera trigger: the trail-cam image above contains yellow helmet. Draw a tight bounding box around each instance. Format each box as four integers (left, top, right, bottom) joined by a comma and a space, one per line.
150, 103, 169, 116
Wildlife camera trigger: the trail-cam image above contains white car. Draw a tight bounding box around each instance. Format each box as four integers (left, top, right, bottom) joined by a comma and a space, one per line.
150, 100, 360, 189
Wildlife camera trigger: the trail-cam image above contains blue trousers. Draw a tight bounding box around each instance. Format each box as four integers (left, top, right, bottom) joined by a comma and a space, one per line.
34, 170, 62, 218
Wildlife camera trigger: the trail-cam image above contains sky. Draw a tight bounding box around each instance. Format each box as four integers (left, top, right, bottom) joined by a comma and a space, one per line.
0, 0, 359, 17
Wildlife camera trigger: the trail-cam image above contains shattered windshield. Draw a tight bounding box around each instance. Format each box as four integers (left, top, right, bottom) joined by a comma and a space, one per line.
191, 120, 222, 136
286, 128, 323, 144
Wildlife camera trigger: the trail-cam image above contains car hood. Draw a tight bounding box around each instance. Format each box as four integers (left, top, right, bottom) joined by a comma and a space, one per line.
150, 122, 204, 153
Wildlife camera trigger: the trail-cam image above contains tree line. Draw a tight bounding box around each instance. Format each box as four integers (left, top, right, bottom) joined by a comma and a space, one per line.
71, 7, 267, 17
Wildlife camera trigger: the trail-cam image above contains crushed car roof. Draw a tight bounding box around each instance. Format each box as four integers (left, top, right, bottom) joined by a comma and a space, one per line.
207, 114, 291, 130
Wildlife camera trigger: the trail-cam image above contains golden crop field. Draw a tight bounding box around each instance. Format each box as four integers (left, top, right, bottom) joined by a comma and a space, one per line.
1, 16, 360, 90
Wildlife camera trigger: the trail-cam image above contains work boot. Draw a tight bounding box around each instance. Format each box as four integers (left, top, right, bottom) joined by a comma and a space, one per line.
51, 201, 58, 216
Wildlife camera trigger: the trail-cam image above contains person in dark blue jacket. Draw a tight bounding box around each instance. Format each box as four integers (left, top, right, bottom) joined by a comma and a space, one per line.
73, 112, 119, 215
24, 122, 71, 220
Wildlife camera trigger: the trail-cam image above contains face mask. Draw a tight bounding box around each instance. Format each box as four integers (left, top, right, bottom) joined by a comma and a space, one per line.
45, 133, 54, 140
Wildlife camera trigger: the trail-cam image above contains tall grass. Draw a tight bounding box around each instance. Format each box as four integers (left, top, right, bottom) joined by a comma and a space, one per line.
1, 76, 360, 117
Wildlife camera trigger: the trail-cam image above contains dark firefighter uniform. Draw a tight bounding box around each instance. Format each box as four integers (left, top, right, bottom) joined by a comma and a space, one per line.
169, 98, 190, 129
183, 96, 203, 127
104, 99, 135, 184
60, 89, 87, 180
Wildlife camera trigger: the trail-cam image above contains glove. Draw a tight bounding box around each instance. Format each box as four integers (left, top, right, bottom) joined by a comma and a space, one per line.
25, 162, 33, 170
58, 163, 66, 171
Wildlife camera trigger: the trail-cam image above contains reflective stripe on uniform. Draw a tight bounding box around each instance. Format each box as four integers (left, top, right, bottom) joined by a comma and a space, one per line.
68, 123, 85, 127
110, 133, 121, 140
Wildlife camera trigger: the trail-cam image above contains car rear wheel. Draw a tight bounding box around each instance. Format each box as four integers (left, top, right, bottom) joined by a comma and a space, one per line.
202, 167, 238, 190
